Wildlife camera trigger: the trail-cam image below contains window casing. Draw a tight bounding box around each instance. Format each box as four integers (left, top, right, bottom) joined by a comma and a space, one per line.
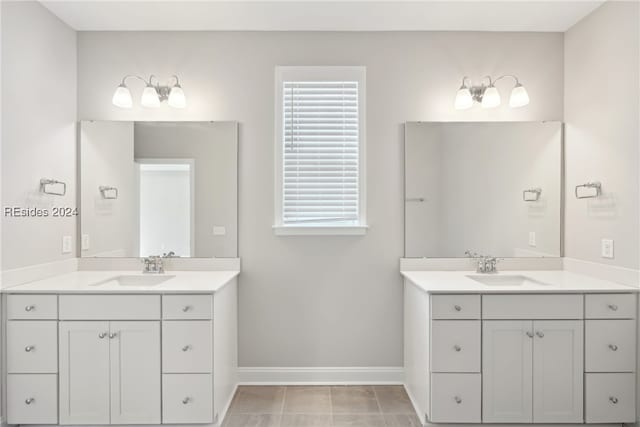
274, 66, 367, 235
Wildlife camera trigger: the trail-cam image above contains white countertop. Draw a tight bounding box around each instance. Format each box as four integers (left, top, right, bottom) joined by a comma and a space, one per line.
402, 270, 639, 294
2, 270, 240, 294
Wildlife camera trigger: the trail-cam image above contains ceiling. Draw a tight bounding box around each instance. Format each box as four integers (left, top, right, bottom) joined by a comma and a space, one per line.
40, 0, 605, 32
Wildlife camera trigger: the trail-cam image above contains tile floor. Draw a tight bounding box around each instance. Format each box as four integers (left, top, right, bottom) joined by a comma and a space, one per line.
223, 385, 422, 427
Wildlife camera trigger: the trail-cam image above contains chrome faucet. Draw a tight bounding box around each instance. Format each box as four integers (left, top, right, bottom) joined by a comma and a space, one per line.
465, 250, 499, 274
141, 256, 164, 274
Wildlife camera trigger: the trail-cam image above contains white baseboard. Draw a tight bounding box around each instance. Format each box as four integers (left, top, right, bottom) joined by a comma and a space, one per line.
237, 367, 404, 385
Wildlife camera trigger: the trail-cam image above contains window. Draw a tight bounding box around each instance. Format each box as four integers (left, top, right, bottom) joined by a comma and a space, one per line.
274, 66, 367, 235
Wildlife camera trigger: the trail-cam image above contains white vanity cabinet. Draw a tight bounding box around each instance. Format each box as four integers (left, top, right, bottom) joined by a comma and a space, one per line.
404, 284, 637, 426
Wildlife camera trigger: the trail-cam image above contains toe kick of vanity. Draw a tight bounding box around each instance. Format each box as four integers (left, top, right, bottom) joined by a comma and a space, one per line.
5, 289, 237, 426
404, 285, 638, 426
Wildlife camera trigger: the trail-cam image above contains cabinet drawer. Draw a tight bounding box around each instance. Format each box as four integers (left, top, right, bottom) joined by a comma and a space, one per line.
483, 294, 583, 319
7, 374, 58, 424
8, 294, 57, 319
585, 373, 635, 423
59, 295, 160, 320
586, 320, 636, 372
162, 374, 213, 424
431, 373, 481, 423
163, 321, 212, 373
431, 321, 480, 372
163, 295, 212, 320
586, 294, 636, 319
431, 295, 480, 319
8, 321, 58, 373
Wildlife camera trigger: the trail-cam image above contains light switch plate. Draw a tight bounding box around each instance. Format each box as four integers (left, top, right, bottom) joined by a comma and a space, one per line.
601, 239, 614, 259
528, 231, 536, 247
213, 226, 226, 236
81, 234, 90, 251
62, 236, 72, 254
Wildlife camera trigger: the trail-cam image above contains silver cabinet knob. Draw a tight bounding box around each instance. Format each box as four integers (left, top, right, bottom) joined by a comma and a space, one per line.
609, 344, 619, 351
536, 331, 544, 338
25, 305, 35, 312
526, 331, 534, 338
99, 332, 107, 339
25, 345, 35, 352
182, 345, 192, 352
454, 396, 462, 404
453, 345, 462, 352
182, 305, 192, 312
608, 304, 619, 311
182, 397, 191, 404
25, 398, 35, 405
454, 305, 462, 312
109, 332, 117, 339
609, 396, 619, 404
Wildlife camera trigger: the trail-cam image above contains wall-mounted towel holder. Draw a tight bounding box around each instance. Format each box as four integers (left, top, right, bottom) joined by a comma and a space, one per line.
523, 188, 542, 202
405, 197, 425, 202
99, 186, 119, 200
40, 178, 66, 196
575, 181, 601, 199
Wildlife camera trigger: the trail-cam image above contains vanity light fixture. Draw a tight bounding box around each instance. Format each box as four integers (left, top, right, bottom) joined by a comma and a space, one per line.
112, 75, 186, 109
454, 75, 529, 110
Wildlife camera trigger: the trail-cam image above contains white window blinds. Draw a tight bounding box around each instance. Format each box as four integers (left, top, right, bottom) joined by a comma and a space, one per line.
282, 81, 360, 225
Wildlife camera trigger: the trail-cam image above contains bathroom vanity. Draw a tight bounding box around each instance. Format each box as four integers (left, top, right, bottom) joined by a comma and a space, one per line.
403, 270, 638, 426
3, 270, 239, 426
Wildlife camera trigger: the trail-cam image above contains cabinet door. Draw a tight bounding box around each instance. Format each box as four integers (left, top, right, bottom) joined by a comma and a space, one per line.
533, 320, 584, 423
110, 321, 161, 424
59, 321, 111, 424
482, 320, 533, 423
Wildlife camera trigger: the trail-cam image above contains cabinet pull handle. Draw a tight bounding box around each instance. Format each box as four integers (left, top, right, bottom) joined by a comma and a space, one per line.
608, 304, 619, 311
609, 396, 619, 404
536, 331, 544, 338
454, 305, 462, 312
25, 398, 35, 405
453, 345, 462, 352
182, 345, 192, 352
25, 305, 35, 312
25, 345, 35, 352
183, 305, 192, 312
526, 331, 534, 338
109, 332, 117, 339
182, 397, 191, 404
609, 344, 619, 351
454, 396, 462, 404
98, 332, 107, 339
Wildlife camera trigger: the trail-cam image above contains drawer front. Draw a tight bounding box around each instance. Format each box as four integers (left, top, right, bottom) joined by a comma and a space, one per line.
585, 373, 635, 423
431, 321, 480, 372
483, 294, 583, 319
162, 374, 213, 424
8, 294, 57, 319
7, 374, 58, 424
163, 321, 212, 373
163, 295, 212, 320
431, 373, 481, 423
8, 321, 58, 373
59, 294, 161, 320
586, 320, 636, 372
586, 294, 636, 319
431, 295, 480, 319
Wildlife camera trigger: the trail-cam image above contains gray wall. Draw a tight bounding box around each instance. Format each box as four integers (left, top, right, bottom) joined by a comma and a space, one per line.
1, 1, 77, 270
564, 1, 640, 270
78, 31, 564, 367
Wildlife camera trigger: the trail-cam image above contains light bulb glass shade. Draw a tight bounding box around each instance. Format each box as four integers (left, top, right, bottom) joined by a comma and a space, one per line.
481, 85, 501, 109
454, 86, 473, 110
112, 84, 133, 109
168, 85, 186, 108
141, 85, 161, 108
509, 83, 530, 108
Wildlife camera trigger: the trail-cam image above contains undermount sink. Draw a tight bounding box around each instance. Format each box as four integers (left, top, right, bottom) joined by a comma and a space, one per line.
467, 274, 551, 287
90, 275, 175, 287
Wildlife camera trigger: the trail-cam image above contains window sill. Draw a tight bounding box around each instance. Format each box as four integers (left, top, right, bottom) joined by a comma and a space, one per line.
273, 225, 369, 236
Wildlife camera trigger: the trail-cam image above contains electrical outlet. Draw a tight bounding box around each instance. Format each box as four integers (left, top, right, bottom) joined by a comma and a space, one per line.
213, 226, 226, 236
601, 239, 614, 259
528, 231, 536, 247
62, 236, 72, 254
81, 234, 90, 251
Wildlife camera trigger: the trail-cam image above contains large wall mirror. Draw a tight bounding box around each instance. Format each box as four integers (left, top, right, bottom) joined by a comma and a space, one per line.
80, 121, 238, 258
405, 121, 562, 258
